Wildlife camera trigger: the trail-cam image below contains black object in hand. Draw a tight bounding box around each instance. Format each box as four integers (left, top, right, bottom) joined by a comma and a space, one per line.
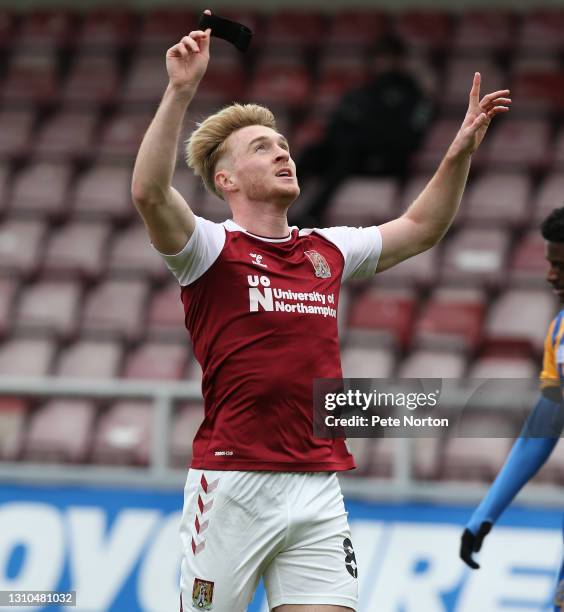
460, 521, 492, 569
197, 13, 252, 52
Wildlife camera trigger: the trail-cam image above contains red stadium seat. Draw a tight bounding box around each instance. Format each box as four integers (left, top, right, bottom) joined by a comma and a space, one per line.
398, 349, 467, 378
16, 9, 75, 50
511, 63, 564, 115
263, 10, 326, 47
91, 400, 152, 465
533, 173, 564, 224
481, 119, 550, 169
312, 67, 366, 112
2, 50, 59, 105
72, 164, 132, 221
14, 279, 81, 340
341, 346, 396, 378
107, 223, 169, 281
463, 172, 531, 227
441, 227, 510, 287
122, 53, 171, 106
483, 288, 554, 355
170, 403, 204, 468
325, 9, 388, 47
414, 287, 485, 352
146, 281, 187, 341
24, 399, 96, 463
55, 340, 123, 378
0, 338, 56, 377
0, 109, 34, 159
0, 398, 27, 460
249, 66, 312, 110
0, 278, 17, 338
517, 9, 564, 53
76, 8, 134, 50
138, 8, 195, 52
43, 220, 111, 280
375, 246, 439, 289
468, 355, 538, 378
123, 342, 189, 381
509, 230, 548, 287
10, 162, 72, 219
394, 9, 452, 51
348, 288, 416, 350
0, 218, 47, 278
197, 64, 246, 108
97, 112, 153, 160
81, 278, 150, 342
62, 51, 119, 106
413, 119, 460, 171
326, 178, 398, 227
35, 110, 97, 160
443, 56, 505, 110
452, 9, 515, 53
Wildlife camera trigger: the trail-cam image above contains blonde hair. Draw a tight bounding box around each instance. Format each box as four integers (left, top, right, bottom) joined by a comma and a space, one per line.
186, 103, 277, 199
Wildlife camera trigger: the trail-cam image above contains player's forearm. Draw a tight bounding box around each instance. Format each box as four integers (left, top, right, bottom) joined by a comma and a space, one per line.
132, 83, 196, 206
403, 150, 471, 249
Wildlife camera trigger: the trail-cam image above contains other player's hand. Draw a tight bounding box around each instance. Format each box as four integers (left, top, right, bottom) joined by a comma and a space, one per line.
166, 9, 212, 93
459, 521, 492, 569
449, 73, 511, 157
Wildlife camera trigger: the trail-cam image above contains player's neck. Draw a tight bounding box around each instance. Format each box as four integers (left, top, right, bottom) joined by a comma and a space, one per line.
231, 203, 291, 238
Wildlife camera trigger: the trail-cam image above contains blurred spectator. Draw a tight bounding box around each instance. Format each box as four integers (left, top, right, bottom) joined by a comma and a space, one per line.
296, 33, 432, 226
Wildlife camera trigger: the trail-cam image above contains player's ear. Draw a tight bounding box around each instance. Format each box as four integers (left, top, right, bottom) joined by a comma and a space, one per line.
215, 169, 236, 193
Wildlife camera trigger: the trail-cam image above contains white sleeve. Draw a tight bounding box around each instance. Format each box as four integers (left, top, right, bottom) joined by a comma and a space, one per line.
152, 216, 226, 286
315, 226, 382, 281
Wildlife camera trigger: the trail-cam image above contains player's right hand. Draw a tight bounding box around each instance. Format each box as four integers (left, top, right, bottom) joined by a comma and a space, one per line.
459, 521, 492, 569
166, 9, 212, 92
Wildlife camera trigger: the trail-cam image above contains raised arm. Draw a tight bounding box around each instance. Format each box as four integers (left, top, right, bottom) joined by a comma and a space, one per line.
376, 72, 511, 272
131, 14, 212, 255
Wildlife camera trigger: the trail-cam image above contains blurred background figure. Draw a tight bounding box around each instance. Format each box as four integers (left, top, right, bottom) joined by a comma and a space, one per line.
296, 33, 432, 227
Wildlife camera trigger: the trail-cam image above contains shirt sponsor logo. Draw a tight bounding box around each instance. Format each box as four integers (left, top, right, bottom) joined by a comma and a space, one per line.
304, 250, 331, 278
192, 578, 214, 610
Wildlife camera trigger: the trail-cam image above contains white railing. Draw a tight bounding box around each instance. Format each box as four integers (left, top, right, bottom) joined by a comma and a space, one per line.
0, 377, 563, 508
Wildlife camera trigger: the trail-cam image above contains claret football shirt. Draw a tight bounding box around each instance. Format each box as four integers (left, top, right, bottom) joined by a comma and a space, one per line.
158, 216, 382, 471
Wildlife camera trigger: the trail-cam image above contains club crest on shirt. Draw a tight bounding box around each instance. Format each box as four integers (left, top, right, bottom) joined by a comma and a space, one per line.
192, 578, 214, 610
304, 250, 331, 278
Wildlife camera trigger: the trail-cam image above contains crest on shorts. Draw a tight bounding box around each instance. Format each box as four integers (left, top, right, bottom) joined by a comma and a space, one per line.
192, 578, 214, 610
304, 250, 331, 278
555, 579, 564, 606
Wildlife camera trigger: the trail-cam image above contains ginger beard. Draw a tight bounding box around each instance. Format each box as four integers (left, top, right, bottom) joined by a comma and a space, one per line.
218, 125, 300, 209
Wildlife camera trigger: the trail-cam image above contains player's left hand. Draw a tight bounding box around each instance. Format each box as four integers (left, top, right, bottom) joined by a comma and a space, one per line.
459, 521, 492, 569
448, 73, 511, 158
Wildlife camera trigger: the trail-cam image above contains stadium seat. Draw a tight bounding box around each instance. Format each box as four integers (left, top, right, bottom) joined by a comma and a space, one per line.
468, 354, 538, 378
137, 8, 195, 52
197, 64, 246, 109
532, 173, 564, 224
0, 11, 16, 53
76, 8, 134, 50
326, 178, 398, 227
348, 288, 416, 349
263, 10, 326, 47
248, 66, 312, 110
371, 438, 440, 480
186, 355, 203, 382
441, 226, 510, 287
398, 349, 467, 378
517, 8, 564, 53
123, 342, 189, 380
97, 112, 154, 160
170, 403, 204, 468
17, 9, 75, 50
414, 287, 485, 352
23, 399, 96, 463
91, 400, 152, 465
81, 278, 150, 342
62, 50, 119, 106
172, 167, 200, 210
341, 346, 396, 378
55, 340, 123, 378
481, 119, 550, 169
443, 56, 506, 110
0, 398, 27, 461
394, 9, 452, 51
441, 415, 515, 481
14, 279, 81, 340
43, 220, 111, 280
0, 338, 56, 377
0, 278, 16, 338
509, 230, 547, 287
146, 281, 187, 341
35, 110, 97, 160
325, 9, 387, 47
312, 67, 367, 113
463, 172, 531, 227
0, 218, 47, 278
511, 61, 564, 115
413, 119, 461, 171
0, 109, 34, 159
122, 53, 171, 106
452, 9, 515, 53
2, 50, 59, 105
483, 288, 554, 354
10, 162, 72, 219
107, 223, 169, 281
72, 164, 132, 221
375, 246, 439, 288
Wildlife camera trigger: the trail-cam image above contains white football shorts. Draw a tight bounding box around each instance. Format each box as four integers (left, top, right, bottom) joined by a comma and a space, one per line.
179, 469, 358, 612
